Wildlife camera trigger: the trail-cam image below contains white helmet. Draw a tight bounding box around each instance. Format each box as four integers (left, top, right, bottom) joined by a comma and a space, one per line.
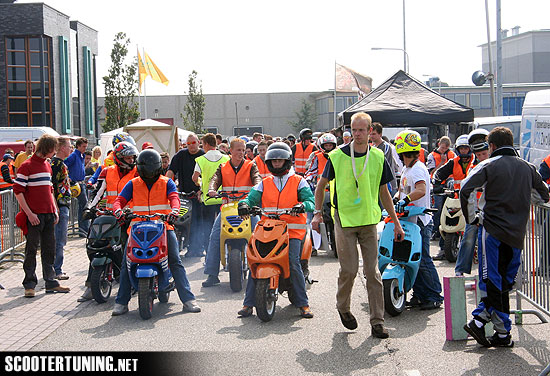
318, 133, 337, 152
468, 128, 489, 152
455, 135, 472, 158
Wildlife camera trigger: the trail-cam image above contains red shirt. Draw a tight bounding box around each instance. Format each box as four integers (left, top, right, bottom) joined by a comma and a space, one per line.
13, 154, 56, 214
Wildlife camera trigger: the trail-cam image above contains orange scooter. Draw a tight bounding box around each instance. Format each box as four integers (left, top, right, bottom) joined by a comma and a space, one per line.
245, 207, 314, 322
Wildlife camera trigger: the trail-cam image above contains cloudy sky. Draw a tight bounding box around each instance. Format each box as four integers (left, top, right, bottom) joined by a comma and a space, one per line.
19, 0, 550, 95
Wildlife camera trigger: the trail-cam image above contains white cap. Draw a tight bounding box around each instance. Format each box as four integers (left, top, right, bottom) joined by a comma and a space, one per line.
343, 131, 351, 137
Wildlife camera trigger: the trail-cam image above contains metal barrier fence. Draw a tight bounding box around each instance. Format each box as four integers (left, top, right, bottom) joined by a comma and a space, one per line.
0, 190, 80, 265
515, 202, 550, 324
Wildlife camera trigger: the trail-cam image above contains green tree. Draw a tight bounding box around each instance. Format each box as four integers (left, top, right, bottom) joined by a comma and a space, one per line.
181, 70, 205, 134
102, 32, 139, 132
288, 99, 317, 133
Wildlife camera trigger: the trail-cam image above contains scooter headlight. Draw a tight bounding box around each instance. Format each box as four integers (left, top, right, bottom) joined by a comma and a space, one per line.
447, 208, 460, 215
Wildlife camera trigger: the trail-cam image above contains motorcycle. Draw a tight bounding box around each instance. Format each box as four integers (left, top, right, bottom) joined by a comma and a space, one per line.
125, 212, 176, 320
438, 189, 466, 262
209, 191, 253, 292
246, 206, 314, 322
378, 206, 436, 316
174, 192, 194, 252
86, 208, 124, 304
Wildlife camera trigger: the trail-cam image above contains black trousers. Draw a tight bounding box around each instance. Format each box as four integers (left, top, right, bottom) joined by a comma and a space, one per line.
23, 213, 59, 289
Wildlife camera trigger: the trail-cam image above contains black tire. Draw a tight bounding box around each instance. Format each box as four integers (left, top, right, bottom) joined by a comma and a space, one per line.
90, 264, 112, 304
444, 232, 460, 262
158, 290, 170, 303
138, 278, 154, 320
255, 279, 276, 322
228, 247, 243, 292
328, 224, 338, 258
383, 278, 405, 317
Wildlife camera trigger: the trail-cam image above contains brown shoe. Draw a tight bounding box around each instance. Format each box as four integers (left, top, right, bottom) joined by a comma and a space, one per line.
45, 285, 70, 293
24, 288, 35, 298
338, 310, 358, 330
237, 306, 253, 317
371, 324, 389, 339
300, 306, 314, 318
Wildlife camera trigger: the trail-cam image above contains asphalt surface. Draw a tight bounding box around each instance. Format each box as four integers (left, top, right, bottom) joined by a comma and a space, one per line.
31, 244, 549, 376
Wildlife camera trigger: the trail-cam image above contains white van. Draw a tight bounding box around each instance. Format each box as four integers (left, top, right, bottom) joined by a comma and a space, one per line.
471, 116, 522, 148
520, 89, 550, 166
0, 126, 60, 142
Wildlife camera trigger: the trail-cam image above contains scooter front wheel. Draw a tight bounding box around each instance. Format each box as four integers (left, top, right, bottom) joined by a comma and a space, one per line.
90, 263, 112, 304
383, 278, 405, 316
255, 279, 277, 322
444, 232, 461, 262
228, 247, 243, 292
138, 277, 154, 320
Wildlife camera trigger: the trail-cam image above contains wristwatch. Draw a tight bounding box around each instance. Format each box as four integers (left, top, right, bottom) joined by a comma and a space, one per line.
313, 209, 322, 215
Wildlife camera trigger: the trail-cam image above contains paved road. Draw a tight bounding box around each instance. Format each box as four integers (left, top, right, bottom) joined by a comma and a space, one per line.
1, 235, 549, 375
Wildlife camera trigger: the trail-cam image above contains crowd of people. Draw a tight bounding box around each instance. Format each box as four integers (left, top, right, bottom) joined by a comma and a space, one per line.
4, 114, 549, 346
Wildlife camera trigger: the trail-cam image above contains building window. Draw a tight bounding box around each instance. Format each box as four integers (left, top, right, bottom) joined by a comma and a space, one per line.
83, 46, 94, 135
480, 93, 491, 109
455, 94, 466, 105
470, 93, 481, 109
59, 36, 71, 133
5, 36, 52, 127
444, 94, 454, 101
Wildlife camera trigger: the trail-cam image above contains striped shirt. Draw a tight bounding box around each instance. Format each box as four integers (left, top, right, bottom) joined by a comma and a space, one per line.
13, 154, 56, 214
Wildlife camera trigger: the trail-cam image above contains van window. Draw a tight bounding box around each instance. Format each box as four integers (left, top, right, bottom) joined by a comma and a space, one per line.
478, 121, 521, 146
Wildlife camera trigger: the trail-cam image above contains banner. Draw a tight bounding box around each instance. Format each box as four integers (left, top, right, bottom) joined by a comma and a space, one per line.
335, 64, 372, 99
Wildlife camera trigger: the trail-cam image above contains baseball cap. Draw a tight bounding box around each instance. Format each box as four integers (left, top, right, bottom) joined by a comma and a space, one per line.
3, 153, 14, 161
343, 131, 351, 137
141, 142, 154, 150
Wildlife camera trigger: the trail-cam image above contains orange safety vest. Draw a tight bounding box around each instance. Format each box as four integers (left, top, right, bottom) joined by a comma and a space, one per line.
294, 142, 314, 174
544, 154, 550, 185
105, 165, 137, 209
313, 151, 328, 178
254, 155, 270, 179
9, 164, 16, 181
261, 174, 307, 239
452, 155, 474, 191
130, 175, 173, 230
430, 150, 456, 184
220, 159, 254, 203
102, 151, 115, 168
0, 162, 13, 189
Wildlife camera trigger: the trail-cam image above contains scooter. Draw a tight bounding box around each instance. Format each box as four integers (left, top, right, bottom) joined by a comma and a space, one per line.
378, 206, 436, 316
438, 189, 466, 262
125, 213, 176, 320
210, 191, 252, 292
174, 192, 194, 252
246, 207, 314, 322
86, 208, 124, 304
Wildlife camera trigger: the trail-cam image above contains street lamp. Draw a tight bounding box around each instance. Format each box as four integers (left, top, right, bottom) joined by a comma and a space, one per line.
371, 47, 409, 74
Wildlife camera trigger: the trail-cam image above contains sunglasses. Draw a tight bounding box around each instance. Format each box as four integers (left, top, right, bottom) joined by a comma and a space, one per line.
187, 141, 198, 145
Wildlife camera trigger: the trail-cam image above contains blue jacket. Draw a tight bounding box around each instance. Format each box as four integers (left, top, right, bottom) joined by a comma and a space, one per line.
65, 150, 85, 182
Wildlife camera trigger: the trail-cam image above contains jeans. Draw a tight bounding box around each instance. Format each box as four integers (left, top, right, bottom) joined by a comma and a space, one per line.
116, 229, 195, 305
187, 198, 204, 255
200, 203, 221, 255
53, 205, 70, 275
412, 220, 443, 303
23, 213, 59, 289
204, 213, 258, 277
243, 238, 308, 307
433, 194, 445, 249
77, 182, 90, 234
455, 223, 479, 275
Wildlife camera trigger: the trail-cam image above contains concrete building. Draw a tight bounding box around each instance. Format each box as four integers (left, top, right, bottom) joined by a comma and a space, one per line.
0, 1, 99, 141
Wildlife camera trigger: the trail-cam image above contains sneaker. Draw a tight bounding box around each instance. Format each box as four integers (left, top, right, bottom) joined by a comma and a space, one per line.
432, 253, 446, 261
45, 285, 70, 293
405, 296, 422, 308
311, 249, 318, 257
455, 272, 464, 277
338, 310, 358, 330
420, 301, 442, 310
77, 287, 93, 302
202, 275, 220, 287
55, 273, 69, 280
488, 332, 514, 348
371, 324, 389, 339
463, 320, 491, 347
300, 306, 314, 318
24, 288, 35, 298
182, 300, 201, 313
238, 306, 253, 317
112, 303, 129, 316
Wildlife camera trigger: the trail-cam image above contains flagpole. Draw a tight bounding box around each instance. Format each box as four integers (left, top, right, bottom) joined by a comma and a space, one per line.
143, 48, 148, 120
137, 46, 142, 118
334, 60, 337, 130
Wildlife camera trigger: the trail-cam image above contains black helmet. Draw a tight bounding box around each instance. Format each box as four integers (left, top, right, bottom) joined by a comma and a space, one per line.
245, 140, 258, 151
299, 128, 313, 141
136, 149, 162, 185
113, 141, 138, 170
286, 133, 296, 141
265, 142, 292, 176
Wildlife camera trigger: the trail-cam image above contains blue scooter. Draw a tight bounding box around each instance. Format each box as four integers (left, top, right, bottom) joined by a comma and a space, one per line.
378, 206, 436, 316
126, 213, 176, 320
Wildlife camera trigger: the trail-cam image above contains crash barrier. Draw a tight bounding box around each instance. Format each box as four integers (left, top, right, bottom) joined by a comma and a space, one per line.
514, 202, 550, 325
0, 190, 81, 265
444, 276, 492, 340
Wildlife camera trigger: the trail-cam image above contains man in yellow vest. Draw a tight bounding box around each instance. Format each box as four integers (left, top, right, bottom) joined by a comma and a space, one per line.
192, 133, 230, 257
237, 142, 314, 318
312, 112, 404, 338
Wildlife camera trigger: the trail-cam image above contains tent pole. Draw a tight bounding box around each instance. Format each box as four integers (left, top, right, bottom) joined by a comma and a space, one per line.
334, 61, 337, 130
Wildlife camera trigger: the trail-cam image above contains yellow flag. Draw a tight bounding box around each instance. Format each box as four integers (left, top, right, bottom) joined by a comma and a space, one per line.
137, 51, 148, 93
144, 52, 169, 86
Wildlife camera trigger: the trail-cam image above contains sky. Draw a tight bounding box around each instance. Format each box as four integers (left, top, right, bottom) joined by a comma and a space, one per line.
18, 0, 550, 96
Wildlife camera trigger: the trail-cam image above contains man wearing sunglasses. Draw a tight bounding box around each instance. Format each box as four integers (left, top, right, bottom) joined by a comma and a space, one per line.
166, 133, 205, 257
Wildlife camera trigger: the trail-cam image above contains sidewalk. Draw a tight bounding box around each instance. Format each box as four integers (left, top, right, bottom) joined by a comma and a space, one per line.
0, 235, 92, 351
